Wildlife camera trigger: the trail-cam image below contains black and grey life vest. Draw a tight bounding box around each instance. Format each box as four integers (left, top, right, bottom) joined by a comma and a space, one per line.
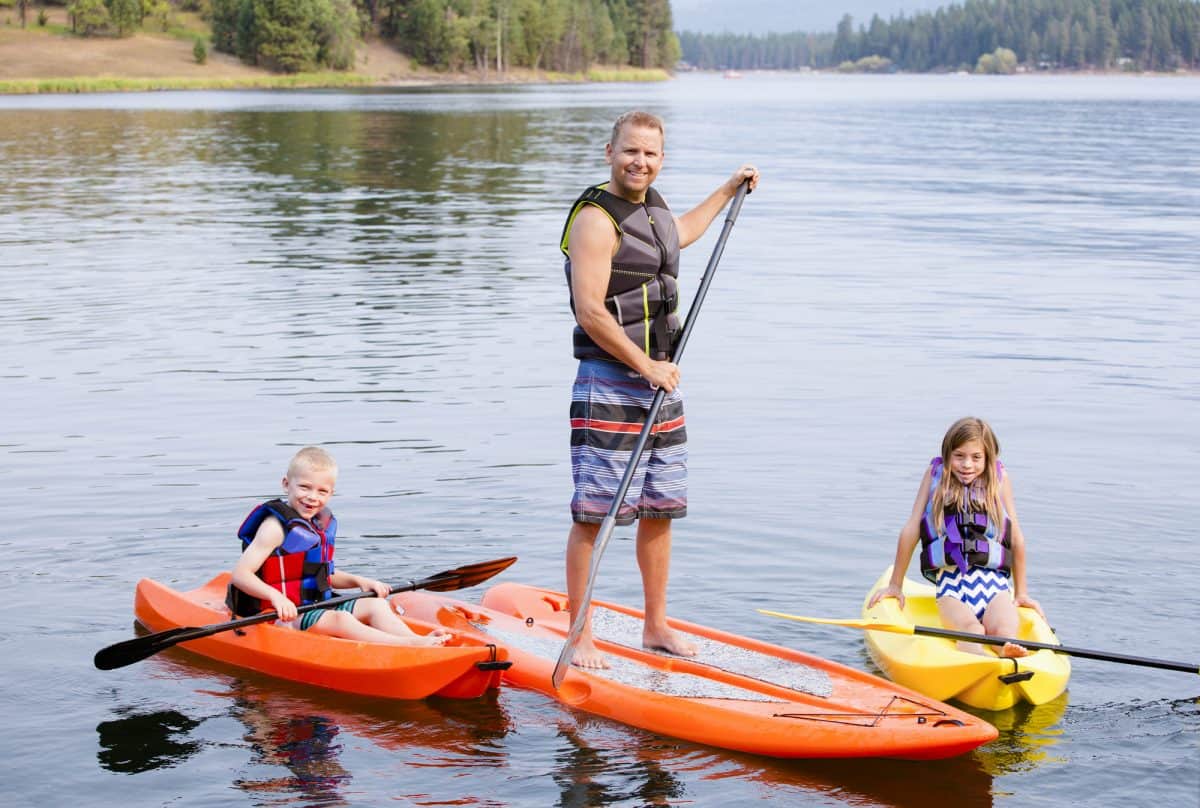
561, 183, 682, 363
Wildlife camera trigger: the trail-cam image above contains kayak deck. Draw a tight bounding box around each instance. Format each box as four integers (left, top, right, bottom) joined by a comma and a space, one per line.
133, 573, 508, 700
861, 567, 1070, 710
394, 582, 998, 760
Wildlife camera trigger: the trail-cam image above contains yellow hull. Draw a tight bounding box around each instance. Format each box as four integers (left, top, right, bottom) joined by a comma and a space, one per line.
861, 568, 1070, 711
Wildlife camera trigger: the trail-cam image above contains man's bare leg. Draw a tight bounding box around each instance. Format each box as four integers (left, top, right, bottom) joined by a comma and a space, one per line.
566, 521, 609, 669
637, 517, 696, 656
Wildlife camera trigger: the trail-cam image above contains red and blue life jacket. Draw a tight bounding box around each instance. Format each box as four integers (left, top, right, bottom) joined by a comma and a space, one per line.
226, 498, 337, 617
918, 458, 1012, 583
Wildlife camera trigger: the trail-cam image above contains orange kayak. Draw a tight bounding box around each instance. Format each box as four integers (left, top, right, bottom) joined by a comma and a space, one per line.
133, 573, 508, 700
392, 582, 998, 759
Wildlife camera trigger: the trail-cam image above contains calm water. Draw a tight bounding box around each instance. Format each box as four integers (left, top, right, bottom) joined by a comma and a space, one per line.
2, 73, 1198, 806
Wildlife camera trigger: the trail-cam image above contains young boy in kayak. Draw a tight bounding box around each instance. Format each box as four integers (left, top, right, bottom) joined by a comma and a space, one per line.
229, 446, 449, 646
868, 417, 1043, 657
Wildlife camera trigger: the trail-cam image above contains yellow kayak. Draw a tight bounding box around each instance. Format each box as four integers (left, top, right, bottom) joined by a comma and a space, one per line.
861, 567, 1070, 711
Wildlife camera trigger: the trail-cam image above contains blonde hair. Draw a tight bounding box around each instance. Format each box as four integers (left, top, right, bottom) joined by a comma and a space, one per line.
287, 446, 338, 479
611, 110, 665, 146
929, 417, 1003, 532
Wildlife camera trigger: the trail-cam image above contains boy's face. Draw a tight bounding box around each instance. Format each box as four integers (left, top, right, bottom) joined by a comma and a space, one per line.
281, 464, 336, 520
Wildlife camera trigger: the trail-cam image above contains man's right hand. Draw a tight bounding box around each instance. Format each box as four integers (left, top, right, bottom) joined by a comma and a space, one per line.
642, 359, 680, 393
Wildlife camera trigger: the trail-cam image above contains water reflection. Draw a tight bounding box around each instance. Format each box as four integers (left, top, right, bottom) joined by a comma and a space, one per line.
971, 692, 1069, 776
96, 707, 205, 774
552, 717, 684, 807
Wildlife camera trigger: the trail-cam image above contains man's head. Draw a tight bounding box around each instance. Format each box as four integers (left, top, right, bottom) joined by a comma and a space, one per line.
606, 110, 666, 203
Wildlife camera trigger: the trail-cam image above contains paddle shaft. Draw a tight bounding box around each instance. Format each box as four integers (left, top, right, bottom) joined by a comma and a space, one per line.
553, 181, 750, 688
910, 624, 1198, 674
95, 556, 516, 670
757, 609, 1199, 675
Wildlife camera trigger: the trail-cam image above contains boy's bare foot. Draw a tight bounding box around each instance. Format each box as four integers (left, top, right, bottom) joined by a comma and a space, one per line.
643, 626, 697, 657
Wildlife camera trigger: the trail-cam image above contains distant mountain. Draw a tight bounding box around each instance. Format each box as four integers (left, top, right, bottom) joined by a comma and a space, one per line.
672, 0, 948, 34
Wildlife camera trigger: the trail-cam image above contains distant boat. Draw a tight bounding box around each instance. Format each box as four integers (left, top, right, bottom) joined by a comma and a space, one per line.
723, 70, 743, 79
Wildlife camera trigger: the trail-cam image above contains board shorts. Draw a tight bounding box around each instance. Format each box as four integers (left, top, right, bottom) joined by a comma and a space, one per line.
935, 566, 1012, 621
276, 599, 356, 632
569, 358, 687, 525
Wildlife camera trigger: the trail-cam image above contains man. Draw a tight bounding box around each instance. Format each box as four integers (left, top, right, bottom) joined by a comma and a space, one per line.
562, 110, 759, 668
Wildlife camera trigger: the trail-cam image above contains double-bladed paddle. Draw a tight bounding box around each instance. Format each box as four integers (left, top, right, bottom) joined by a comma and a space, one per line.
553, 180, 752, 688
94, 556, 517, 671
757, 609, 1199, 674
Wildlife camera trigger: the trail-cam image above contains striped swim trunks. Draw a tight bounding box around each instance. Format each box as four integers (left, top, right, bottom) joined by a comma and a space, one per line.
935, 566, 1012, 620
570, 358, 687, 525
276, 599, 355, 632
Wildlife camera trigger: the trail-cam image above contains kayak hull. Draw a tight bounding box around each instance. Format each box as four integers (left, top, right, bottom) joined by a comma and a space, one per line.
394, 582, 998, 760
133, 573, 507, 700
862, 568, 1070, 710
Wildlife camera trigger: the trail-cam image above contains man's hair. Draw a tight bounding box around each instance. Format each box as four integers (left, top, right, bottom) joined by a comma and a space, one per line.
287, 446, 338, 478
611, 110, 665, 146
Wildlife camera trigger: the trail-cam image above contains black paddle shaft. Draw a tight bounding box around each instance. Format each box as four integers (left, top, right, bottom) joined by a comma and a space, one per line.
553, 181, 751, 687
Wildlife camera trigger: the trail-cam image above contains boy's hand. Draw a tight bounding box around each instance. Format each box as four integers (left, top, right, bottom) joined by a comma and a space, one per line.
357, 576, 390, 599
270, 592, 298, 621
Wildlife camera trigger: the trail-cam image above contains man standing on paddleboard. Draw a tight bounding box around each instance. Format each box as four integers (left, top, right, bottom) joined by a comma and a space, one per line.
561, 110, 758, 669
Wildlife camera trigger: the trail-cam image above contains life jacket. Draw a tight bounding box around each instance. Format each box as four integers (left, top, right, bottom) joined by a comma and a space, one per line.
561, 183, 682, 363
225, 498, 337, 617
918, 458, 1012, 583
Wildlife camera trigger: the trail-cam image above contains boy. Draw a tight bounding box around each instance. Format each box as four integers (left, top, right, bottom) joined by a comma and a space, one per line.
229, 446, 448, 646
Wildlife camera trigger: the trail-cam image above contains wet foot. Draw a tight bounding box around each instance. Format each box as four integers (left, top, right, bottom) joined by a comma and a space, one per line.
643, 627, 697, 657
999, 641, 1029, 658
571, 638, 610, 670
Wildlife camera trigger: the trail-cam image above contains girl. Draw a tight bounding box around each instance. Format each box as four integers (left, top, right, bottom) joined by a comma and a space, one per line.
868, 417, 1043, 657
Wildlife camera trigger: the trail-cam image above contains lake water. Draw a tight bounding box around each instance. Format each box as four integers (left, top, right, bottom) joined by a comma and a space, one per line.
2, 72, 1197, 807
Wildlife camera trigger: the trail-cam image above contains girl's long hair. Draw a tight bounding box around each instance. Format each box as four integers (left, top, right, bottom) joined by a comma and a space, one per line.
930, 417, 1004, 532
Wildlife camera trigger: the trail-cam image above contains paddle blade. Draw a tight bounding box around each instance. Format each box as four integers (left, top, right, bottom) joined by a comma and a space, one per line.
756, 609, 917, 635
415, 556, 517, 592
94, 627, 197, 671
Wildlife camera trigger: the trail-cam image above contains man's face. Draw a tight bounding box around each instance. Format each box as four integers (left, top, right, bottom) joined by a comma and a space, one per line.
605, 123, 664, 202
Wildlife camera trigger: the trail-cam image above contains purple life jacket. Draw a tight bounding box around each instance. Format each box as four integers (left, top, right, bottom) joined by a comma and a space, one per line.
918, 457, 1012, 583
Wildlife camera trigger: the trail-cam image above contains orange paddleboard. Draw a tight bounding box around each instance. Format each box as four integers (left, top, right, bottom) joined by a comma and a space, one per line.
133, 573, 508, 700
393, 582, 998, 759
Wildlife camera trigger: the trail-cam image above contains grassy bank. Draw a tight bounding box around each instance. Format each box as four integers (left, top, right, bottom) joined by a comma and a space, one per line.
0, 72, 378, 94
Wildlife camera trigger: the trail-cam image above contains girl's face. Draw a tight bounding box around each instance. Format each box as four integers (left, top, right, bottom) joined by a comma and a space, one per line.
948, 439, 987, 486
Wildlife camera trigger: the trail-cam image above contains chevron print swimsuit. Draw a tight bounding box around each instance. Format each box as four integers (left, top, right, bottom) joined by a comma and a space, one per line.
935, 566, 1011, 620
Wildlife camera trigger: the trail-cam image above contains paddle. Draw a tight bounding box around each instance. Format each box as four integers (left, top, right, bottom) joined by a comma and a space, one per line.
94, 556, 517, 671
552, 180, 752, 688
757, 610, 1199, 674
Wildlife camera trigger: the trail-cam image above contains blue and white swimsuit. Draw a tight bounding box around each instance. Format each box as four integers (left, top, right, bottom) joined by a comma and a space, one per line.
935, 566, 1012, 620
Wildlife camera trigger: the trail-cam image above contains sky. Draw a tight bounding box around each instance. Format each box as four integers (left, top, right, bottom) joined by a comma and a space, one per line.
671, 0, 950, 34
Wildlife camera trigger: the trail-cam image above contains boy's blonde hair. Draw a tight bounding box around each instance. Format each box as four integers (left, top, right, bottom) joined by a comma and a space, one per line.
287, 446, 338, 478
930, 417, 1003, 530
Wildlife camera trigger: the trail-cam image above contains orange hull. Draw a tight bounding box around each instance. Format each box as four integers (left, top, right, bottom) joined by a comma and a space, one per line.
133, 574, 507, 700
393, 583, 998, 760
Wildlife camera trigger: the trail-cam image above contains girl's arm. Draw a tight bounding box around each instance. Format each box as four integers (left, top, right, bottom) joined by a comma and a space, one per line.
1002, 472, 1044, 616
230, 520, 297, 620
868, 465, 934, 608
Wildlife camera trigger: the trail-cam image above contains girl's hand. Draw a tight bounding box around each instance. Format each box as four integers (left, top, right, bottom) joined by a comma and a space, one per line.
727, 164, 760, 194
1014, 593, 1045, 618
868, 584, 905, 609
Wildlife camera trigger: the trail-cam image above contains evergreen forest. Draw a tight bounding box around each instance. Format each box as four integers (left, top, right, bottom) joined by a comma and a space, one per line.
679, 0, 1200, 73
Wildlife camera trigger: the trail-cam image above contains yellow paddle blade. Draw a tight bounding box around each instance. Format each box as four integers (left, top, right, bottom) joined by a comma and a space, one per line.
756, 609, 917, 635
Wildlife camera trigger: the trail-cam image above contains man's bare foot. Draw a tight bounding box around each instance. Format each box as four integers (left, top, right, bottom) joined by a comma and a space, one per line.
571, 637, 610, 670
998, 641, 1029, 658
643, 626, 697, 657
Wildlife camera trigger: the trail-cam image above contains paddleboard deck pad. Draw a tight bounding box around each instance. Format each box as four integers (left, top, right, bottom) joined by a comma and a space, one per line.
393, 582, 997, 759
